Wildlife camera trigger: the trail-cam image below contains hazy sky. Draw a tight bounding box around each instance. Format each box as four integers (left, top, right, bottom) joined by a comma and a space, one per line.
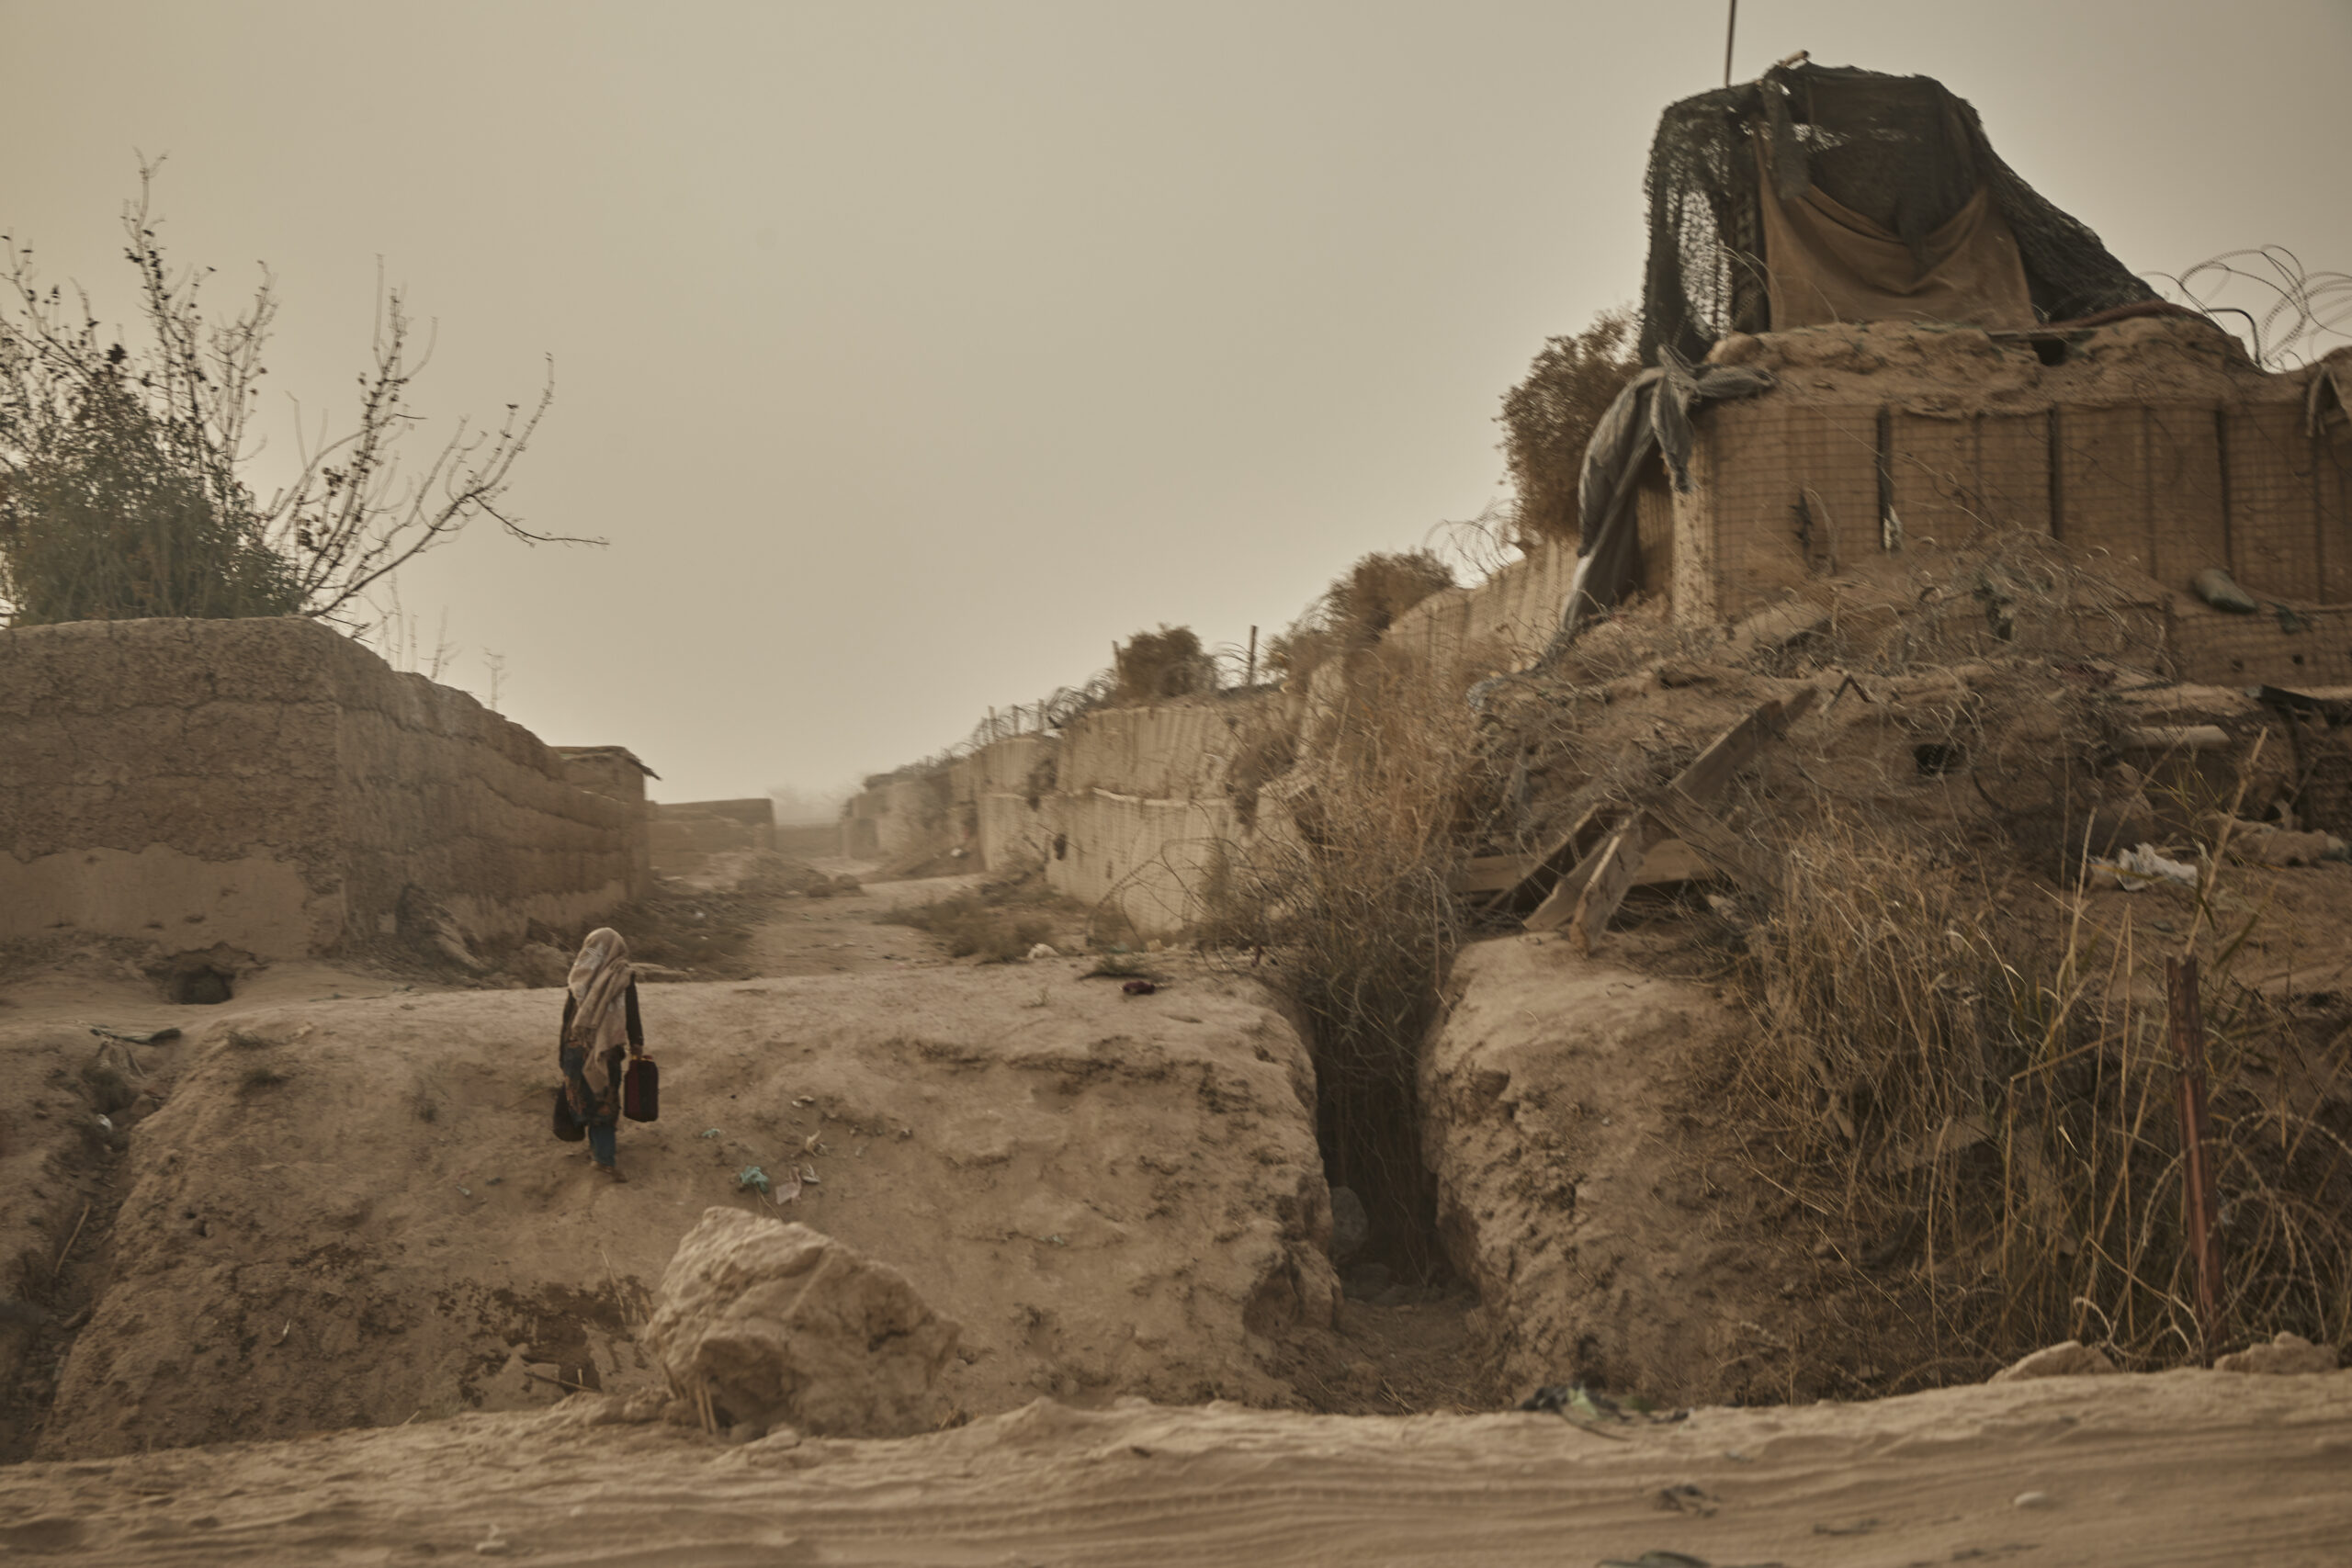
6, 1, 2347, 803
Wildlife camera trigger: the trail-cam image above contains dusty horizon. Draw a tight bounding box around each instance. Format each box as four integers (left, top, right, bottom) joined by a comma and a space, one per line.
5, 0, 2347, 802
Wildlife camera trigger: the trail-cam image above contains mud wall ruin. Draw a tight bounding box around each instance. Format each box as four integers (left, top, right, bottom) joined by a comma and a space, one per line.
649, 796, 775, 875
0, 616, 650, 958
845, 326, 2352, 934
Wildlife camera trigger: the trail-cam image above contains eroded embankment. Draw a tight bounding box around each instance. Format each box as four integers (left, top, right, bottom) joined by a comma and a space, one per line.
1419, 934, 1804, 1406
34, 963, 1339, 1458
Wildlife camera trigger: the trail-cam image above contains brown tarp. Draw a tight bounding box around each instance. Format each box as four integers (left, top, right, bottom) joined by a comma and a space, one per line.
1759, 144, 2036, 333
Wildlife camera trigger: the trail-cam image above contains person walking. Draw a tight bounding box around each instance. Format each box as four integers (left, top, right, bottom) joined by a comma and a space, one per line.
560, 927, 644, 1180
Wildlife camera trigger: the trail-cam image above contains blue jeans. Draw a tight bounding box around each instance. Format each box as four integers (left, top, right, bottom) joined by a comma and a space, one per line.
560, 1043, 619, 1168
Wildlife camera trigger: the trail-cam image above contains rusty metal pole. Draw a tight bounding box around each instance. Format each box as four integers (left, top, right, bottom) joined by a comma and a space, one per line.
2166, 954, 2223, 1363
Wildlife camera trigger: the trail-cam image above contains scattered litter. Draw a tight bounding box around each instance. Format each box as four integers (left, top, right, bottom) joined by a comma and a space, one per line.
2013, 1490, 2054, 1509
1046, 1233, 1067, 1247
1121, 979, 1158, 997
737, 1165, 772, 1197
799, 1164, 820, 1185
94, 1114, 113, 1133
802, 1134, 825, 1155
474, 1523, 512, 1556
701, 1128, 722, 1139
2088, 842, 2199, 891
1519, 1382, 1627, 1422
456, 1185, 472, 1198
1025, 942, 1058, 960
793, 1095, 816, 1106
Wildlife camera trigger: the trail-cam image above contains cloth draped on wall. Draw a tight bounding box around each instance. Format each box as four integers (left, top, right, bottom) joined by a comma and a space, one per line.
1552, 351, 1776, 647
1757, 147, 2036, 334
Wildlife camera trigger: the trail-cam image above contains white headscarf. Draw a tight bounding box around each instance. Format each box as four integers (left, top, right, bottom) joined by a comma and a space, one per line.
566, 927, 635, 1094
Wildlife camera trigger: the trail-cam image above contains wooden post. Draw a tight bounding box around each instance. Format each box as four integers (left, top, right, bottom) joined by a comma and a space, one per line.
1247, 626, 1258, 689
2167, 954, 2223, 1363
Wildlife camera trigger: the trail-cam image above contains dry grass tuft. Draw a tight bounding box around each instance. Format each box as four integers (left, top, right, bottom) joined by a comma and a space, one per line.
1734, 816, 2352, 1387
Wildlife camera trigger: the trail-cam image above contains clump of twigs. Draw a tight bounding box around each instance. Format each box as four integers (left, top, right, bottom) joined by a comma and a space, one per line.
1732, 814, 2352, 1390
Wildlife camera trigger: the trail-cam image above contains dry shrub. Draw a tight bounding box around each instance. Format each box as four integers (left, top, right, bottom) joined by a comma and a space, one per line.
878, 874, 1069, 962
1498, 308, 1640, 548
1112, 626, 1216, 705
1269, 549, 1457, 688
1211, 644, 1476, 1277
1736, 817, 2352, 1389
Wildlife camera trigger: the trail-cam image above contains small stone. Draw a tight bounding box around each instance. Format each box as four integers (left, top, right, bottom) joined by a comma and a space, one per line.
2013, 1491, 2054, 1510
1329, 1186, 1370, 1264
2192, 568, 2258, 614
1990, 1341, 2117, 1382
2215, 1332, 2340, 1375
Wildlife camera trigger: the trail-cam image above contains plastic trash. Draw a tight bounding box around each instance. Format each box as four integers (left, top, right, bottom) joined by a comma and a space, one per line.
2088, 842, 2199, 891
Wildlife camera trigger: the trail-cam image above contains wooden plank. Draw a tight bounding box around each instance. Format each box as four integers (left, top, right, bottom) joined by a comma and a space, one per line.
1629, 838, 1710, 886
1670, 686, 1817, 805
1522, 834, 1614, 932
1568, 819, 1652, 955
1450, 853, 1534, 896
1489, 799, 1614, 913
1574, 835, 1641, 950
1646, 791, 1776, 892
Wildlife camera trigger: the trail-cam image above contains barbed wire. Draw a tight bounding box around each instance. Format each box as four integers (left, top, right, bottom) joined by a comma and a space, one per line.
2145, 246, 2352, 370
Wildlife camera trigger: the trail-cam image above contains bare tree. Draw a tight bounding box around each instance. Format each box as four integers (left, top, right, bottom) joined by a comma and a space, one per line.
0, 162, 587, 632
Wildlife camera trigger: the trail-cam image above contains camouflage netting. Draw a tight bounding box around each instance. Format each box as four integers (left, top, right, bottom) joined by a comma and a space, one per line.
1638, 61, 2157, 367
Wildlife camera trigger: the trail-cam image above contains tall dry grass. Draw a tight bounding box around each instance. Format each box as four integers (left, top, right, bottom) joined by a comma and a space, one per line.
1736, 816, 2352, 1383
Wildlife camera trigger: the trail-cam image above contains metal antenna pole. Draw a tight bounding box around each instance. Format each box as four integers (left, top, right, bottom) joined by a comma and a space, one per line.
1724, 0, 1737, 87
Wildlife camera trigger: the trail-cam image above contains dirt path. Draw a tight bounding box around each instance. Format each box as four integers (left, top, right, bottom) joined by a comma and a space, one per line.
1, 1370, 2344, 1565
736, 863, 982, 977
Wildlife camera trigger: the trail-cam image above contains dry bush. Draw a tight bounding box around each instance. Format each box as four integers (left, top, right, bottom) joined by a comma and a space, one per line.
1268, 549, 1457, 689
1112, 625, 1216, 705
1209, 643, 1476, 1277
1734, 816, 2352, 1390
877, 890, 1054, 963
1498, 308, 1641, 548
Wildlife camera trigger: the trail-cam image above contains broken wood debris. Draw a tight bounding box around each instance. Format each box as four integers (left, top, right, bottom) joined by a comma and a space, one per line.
1517, 687, 1818, 952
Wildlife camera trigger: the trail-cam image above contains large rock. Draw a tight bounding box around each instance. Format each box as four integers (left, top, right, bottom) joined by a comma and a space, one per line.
646, 1211, 957, 1437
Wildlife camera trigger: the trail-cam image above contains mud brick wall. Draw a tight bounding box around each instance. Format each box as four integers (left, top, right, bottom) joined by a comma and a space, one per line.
1682, 401, 1882, 621
0, 616, 647, 956
1680, 380, 2351, 695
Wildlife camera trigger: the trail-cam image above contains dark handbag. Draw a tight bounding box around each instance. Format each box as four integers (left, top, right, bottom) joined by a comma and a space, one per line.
552, 1084, 586, 1141
622, 1055, 659, 1122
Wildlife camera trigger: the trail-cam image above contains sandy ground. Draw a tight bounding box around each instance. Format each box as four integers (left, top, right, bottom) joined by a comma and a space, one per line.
1, 1370, 2346, 1565
8, 863, 2348, 1562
